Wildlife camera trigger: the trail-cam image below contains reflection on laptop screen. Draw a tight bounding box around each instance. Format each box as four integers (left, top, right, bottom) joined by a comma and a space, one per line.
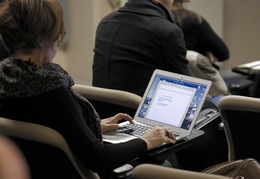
138, 74, 208, 130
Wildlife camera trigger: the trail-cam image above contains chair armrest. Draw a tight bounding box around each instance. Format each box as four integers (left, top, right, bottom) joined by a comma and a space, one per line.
72, 84, 142, 109
132, 164, 231, 179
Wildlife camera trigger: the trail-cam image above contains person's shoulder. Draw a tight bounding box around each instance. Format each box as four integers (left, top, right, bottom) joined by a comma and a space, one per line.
147, 20, 183, 41
39, 87, 80, 110
99, 11, 118, 23
159, 19, 184, 35
41, 86, 71, 98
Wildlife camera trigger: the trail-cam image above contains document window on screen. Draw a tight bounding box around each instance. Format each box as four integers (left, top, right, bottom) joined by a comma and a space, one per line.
144, 81, 197, 127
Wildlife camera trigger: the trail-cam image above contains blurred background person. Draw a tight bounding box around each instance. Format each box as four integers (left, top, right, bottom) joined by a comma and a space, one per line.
171, 0, 230, 97
0, 135, 30, 179
93, 0, 191, 97
171, 0, 229, 68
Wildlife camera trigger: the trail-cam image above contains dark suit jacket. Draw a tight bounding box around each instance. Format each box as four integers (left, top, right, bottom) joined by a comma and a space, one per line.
93, 0, 190, 96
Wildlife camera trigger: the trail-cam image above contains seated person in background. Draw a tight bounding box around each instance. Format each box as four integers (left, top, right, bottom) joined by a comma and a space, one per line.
92, 0, 191, 97
171, 0, 230, 68
171, 0, 230, 97
0, 0, 176, 178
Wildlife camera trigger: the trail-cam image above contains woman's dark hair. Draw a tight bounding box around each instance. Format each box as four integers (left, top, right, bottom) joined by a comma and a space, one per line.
0, 0, 65, 55
172, 1, 202, 28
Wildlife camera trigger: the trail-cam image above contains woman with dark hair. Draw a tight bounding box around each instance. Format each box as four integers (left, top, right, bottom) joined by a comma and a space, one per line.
0, 0, 176, 178
172, 0, 229, 65
171, 0, 230, 97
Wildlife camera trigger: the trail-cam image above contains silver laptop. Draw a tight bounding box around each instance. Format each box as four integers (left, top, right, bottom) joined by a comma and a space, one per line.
103, 69, 212, 144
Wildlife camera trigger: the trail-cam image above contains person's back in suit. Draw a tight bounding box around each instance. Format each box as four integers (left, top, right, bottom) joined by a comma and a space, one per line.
92, 0, 190, 96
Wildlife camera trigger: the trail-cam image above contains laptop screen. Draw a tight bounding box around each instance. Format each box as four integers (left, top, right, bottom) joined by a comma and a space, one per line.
137, 74, 208, 130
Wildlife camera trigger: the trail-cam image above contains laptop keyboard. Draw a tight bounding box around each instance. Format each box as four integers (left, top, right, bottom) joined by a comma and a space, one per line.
117, 123, 152, 137
116, 123, 181, 139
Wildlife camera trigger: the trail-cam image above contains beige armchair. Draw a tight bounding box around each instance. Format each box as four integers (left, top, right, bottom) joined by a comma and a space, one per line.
218, 95, 260, 161
0, 117, 99, 179
132, 164, 230, 179
72, 84, 142, 118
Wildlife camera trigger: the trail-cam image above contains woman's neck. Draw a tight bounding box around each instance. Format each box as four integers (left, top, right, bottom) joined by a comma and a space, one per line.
13, 54, 41, 67
12, 48, 51, 67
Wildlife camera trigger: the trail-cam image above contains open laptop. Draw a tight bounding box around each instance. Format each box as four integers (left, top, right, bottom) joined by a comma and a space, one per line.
103, 69, 212, 144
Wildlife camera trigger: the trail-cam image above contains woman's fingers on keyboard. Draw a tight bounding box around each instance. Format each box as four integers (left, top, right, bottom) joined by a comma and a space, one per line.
164, 129, 176, 141
113, 113, 133, 123
141, 127, 176, 149
153, 127, 176, 143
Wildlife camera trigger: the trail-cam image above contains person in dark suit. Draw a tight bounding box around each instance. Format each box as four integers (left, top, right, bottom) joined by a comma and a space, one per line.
92, 0, 190, 97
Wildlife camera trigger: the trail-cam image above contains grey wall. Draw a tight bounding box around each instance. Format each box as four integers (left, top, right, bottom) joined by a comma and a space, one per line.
223, 0, 260, 69
55, 0, 260, 85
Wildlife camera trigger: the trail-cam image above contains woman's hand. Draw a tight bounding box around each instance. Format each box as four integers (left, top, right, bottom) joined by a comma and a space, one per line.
101, 113, 134, 133
140, 127, 176, 150
206, 51, 217, 64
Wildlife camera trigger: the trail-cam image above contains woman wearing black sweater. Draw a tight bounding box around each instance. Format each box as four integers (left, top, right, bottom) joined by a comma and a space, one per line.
172, 0, 230, 66
0, 0, 176, 178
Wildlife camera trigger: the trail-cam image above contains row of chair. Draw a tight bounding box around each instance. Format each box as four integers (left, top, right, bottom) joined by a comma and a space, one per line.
0, 84, 259, 178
